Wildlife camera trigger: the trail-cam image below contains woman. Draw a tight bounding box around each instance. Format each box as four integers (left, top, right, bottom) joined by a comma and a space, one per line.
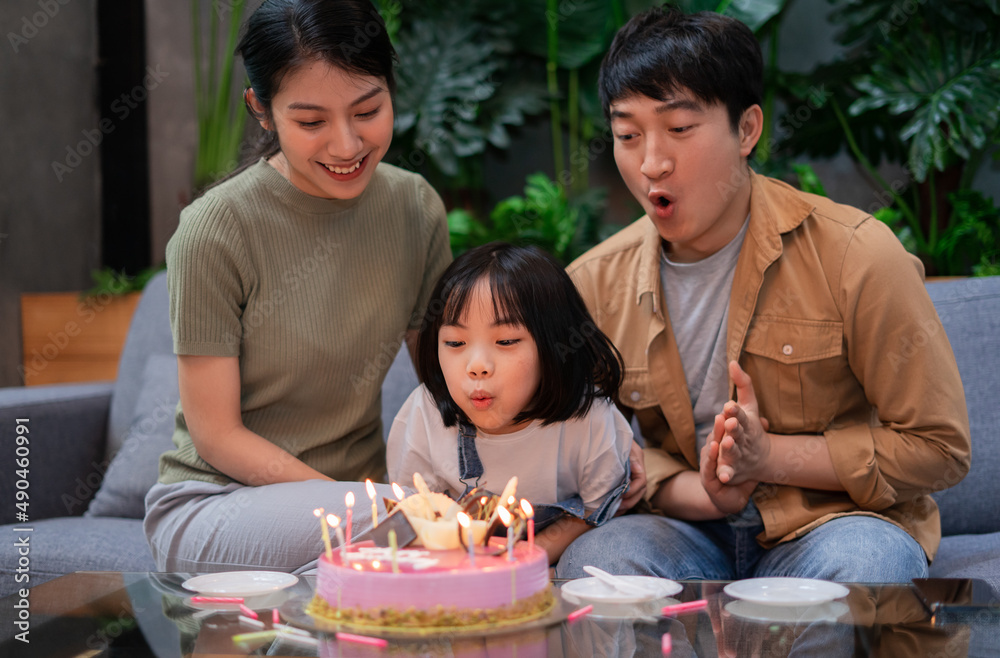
143, 0, 452, 573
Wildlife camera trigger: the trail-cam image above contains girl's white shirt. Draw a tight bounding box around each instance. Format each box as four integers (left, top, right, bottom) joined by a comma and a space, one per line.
387, 384, 633, 515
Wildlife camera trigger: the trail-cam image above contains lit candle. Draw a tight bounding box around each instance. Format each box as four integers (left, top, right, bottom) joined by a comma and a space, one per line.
497, 506, 514, 562
457, 512, 475, 566
328, 514, 347, 562
313, 508, 332, 560
365, 479, 379, 528
344, 491, 355, 549
391, 482, 406, 501
520, 499, 534, 554
489, 476, 518, 526
388, 529, 400, 573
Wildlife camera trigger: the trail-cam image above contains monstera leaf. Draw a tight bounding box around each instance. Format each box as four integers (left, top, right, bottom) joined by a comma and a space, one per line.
849, 27, 1000, 181
392, 18, 499, 177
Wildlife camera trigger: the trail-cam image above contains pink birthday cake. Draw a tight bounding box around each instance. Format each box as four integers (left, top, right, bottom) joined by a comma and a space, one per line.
309, 538, 553, 630
307, 485, 555, 630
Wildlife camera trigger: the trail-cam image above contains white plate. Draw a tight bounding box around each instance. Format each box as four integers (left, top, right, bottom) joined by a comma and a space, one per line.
724, 578, 849, 606
561, 576, 683, 604
725, 599, 850, 623
182, 571, 299, 598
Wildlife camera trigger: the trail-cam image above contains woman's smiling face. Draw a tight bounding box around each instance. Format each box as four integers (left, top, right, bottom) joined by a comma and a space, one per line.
262, 60, 394, 199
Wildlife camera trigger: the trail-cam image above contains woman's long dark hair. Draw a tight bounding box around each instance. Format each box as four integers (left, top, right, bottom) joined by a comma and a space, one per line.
207, 0, 396, 190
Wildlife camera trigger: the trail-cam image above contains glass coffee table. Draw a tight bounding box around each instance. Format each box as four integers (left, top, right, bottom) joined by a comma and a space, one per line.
1, 572, 997, 656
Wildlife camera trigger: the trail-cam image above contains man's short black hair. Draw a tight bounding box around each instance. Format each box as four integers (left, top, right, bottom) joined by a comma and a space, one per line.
416, 242, 624, 429
599, 4, 763, 133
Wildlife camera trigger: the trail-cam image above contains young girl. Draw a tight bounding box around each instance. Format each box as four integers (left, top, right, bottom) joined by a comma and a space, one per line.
143, 0, 451, 574
387, 242, 634, 564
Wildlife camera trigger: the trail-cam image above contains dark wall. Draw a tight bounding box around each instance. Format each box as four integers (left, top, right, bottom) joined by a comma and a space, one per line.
0, 0, 102, 387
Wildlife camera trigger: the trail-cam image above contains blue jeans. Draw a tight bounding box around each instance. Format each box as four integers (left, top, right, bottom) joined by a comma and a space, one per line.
555, 503, 929, 582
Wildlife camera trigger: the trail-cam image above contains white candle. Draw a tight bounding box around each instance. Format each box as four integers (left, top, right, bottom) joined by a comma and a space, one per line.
388, 529, 400, 573
328, 514, 346, 563
457, 512, 475, 566
314, 508, 332, 560
497, 506, 514, 562
345, 491, 355, 549
365, 479, 378, 528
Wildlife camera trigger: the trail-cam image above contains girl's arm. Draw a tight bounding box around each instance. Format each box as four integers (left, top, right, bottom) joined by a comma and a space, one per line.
179, 355, 332, 485
532, 515, 592, 565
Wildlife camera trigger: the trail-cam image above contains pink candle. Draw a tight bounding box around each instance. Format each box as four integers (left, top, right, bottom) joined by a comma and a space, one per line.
344, 491, 355, 549
662, 633, 673, 655
661, 599, 707, 616
520, 499, 534, 554
190, 596, 244, 604
336, 632, 388, 648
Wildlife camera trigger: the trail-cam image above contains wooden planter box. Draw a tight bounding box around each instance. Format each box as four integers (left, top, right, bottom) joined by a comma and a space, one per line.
20, 291, 141, 386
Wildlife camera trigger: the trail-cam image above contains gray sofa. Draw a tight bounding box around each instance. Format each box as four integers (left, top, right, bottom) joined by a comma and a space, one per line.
2, 271, 998, 599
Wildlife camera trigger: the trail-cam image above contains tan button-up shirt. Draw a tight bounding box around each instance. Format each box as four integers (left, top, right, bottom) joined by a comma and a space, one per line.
568, 172, 970, 560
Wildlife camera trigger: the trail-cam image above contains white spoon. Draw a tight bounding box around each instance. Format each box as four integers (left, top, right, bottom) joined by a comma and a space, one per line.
583, 565, 655, 597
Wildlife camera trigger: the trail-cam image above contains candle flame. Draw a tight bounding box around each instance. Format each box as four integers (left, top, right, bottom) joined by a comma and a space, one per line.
313, 507, 324, 518
456, 511, 471, 529
346, 491, 355, 507
520, 499, 533, 517
327, 514, 340, 527
507, 495, 516, 507
365, 479, 376, 500
372, 560, 381, 569
392, 482, 405, 500
497, 505, 512, 527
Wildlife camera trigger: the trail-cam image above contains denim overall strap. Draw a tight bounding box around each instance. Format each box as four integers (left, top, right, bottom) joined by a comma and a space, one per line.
457, 421, 484, 497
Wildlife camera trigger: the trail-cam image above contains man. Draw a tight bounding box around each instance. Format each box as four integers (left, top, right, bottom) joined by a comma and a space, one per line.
559, 6, 970, 582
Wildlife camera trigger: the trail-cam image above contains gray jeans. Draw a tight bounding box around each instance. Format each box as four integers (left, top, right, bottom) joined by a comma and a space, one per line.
144, 479, 399, 573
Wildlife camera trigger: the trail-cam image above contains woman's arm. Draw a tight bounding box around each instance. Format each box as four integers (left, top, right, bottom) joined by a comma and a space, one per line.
178, 355, 332, 485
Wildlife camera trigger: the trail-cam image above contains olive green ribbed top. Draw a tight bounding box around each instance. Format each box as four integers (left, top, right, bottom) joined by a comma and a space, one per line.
159, 159, 452, 486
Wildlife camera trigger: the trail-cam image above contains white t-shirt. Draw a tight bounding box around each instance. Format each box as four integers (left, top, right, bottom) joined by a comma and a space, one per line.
387, 385, 633, 516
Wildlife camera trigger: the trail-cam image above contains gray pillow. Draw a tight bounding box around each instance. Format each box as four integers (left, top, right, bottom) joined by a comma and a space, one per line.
86, 355, 179, 518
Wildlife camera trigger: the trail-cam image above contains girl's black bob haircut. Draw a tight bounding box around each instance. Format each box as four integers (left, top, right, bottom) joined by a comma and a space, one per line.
417, 242, 624, 429
599, 4, 762, 135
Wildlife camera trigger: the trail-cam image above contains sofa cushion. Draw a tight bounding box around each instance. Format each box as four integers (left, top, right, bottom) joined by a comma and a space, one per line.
926, 276, 1000, 536
87, 355, 179, 519
0, 517, 154, 598
106, 271, 174, 458
381, 346, 419, 440
930, 532, 1000, 597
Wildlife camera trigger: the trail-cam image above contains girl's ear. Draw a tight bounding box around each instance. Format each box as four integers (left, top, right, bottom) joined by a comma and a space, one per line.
244, 87, 272, 131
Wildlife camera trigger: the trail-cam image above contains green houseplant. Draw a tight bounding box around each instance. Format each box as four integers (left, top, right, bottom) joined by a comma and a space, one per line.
192, 0, 249, 190
383, 0, 792, 262
775, 0, 1000, 275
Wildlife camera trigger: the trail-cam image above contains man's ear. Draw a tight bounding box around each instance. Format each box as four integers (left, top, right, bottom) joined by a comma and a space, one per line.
244, 87, 272, 131
738, 104, 764, 158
